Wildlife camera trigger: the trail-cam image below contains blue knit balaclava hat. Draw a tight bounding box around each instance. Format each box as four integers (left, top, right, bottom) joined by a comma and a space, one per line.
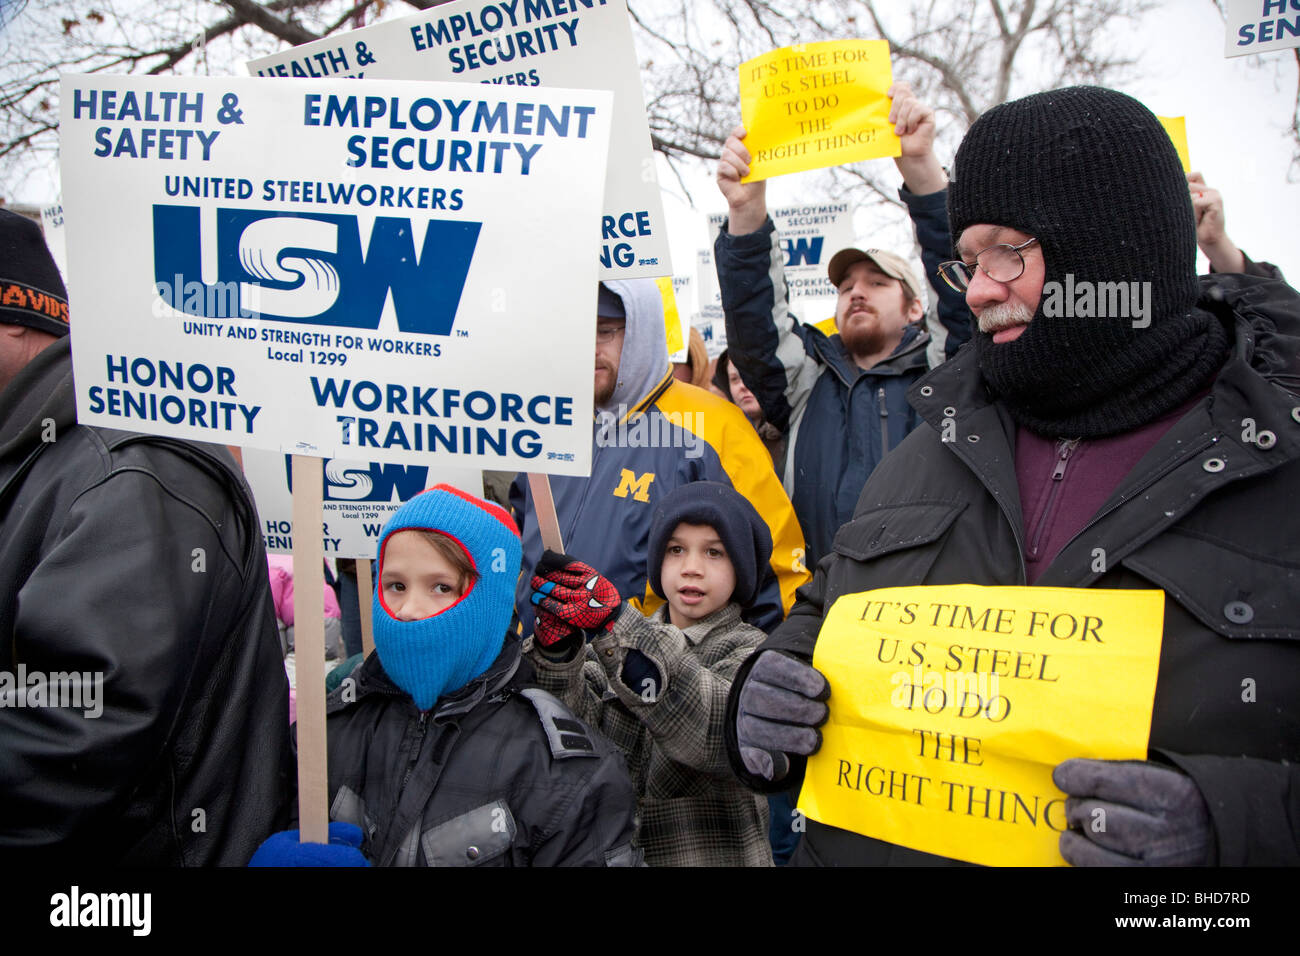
373, 484, 522, 710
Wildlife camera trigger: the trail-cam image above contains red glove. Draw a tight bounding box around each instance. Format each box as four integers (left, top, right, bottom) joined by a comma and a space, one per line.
529, 550, 621, 646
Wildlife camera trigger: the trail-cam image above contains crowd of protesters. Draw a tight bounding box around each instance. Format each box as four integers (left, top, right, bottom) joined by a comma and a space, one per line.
2, 78, 1297, 868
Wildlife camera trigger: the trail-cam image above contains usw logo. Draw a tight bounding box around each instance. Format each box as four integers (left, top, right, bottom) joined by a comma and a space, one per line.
780, 236, 823, 267
153, 206, 481, 335
285, 456, 429, 502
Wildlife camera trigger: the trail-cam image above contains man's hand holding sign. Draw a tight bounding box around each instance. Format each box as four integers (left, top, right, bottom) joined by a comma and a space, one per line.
739, 585, 1214, 866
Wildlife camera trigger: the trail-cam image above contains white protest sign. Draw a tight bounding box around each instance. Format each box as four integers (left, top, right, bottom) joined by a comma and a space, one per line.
40, 198, 69, 283
695, 247, 726, 358
243, 449, 483, 558
1225, 0, 1300, 56
709, 200, 852, 322
60, 74, 611, 476
246, 0, 671, 281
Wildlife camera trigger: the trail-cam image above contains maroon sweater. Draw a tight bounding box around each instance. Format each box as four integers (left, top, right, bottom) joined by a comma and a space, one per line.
1016, 397, 1202, 584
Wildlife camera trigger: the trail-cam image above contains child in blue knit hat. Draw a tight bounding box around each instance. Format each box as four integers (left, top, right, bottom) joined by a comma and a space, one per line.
526, 480, 775, 866
251, 484, 640, 867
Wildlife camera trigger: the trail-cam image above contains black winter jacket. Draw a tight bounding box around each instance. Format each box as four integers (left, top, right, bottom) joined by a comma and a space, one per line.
726, 273, 1300, 866
323, 639, 642, 866
0, 339, 294, 864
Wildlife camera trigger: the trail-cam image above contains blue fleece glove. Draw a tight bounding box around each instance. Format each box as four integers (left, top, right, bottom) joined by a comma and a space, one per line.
1054, 759, 1212, 866
248, 822, 370, 867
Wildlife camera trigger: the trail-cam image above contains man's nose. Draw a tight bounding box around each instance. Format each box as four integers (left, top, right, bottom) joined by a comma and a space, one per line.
965, 264, 1008, 312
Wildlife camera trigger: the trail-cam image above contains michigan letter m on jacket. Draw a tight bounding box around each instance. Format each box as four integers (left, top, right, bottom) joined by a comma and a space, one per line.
613, 469, 655, 503
151, 206, 481, 334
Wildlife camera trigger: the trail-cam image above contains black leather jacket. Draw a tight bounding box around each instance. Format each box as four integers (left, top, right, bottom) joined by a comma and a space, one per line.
323, 640, 642, 866
0, 339, 294, 864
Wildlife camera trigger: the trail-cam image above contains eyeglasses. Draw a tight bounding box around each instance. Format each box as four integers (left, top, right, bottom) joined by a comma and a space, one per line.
595, 323, 626, 344
937, 237, 1039, 293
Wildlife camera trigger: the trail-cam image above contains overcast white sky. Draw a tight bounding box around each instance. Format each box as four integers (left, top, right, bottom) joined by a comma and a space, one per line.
15, 1, 1299, 286
658, 1, 1300, 289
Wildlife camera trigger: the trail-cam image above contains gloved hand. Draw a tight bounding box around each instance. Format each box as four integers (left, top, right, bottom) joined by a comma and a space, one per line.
529, 549, 621, 647
248, 822, 370, 867
736, 651, 830, 782
1053, 758, 1212, 866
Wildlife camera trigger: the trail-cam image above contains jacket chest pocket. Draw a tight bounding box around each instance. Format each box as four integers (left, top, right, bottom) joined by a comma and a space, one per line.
1120, 529, 1300, 641
421, 800, 517, 867
829, 501, 967, 587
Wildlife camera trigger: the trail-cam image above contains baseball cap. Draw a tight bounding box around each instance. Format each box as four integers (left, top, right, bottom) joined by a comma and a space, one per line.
826, 246, 922, 301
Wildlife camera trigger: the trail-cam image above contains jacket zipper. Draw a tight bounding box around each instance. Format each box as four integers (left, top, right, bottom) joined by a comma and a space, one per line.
398, 711, 429, 796
877, 387, 890, 459
1027, 439, 1080, 559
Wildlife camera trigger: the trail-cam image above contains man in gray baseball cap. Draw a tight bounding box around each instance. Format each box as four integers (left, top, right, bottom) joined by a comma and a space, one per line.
714, 83, 970, 570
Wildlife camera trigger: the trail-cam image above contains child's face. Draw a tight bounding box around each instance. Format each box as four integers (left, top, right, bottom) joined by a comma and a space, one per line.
661, 522, 736, 629
380, 530, 465, 621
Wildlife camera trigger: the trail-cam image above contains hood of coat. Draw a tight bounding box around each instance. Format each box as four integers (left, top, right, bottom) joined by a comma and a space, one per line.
596, 278, 670, 419
0, 335, 76, 461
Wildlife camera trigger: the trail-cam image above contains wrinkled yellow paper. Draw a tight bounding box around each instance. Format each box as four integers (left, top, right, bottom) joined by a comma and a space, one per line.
798, 585, 1164, 866
739, 40, 900, 182
1157, 115, 1191, 172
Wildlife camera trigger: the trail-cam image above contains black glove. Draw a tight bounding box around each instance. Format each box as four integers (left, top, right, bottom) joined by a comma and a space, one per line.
735, 651, 830, 782
1053, 758, 1212, 866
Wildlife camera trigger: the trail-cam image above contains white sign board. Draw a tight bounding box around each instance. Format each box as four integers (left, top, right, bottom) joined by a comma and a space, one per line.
60, 74, 611, 476
40, 198, 69, 283
247, 0, 671, 280
695, 247, 726, 358
709, 200, 852, 322
243, 449, 483, 557
1225, 0, 1300, 57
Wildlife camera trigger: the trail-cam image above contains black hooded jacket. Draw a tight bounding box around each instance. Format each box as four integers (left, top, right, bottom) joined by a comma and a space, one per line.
322, 638, 642, 866
727, 273, 1300, 866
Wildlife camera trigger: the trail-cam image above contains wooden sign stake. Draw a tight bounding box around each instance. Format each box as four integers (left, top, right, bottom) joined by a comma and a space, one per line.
291, 453, 329, 845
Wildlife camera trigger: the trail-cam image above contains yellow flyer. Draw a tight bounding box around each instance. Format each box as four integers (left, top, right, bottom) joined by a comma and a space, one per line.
739, 39, 901, 182
1156, 115, 1191, 172
799, 585, 1165, 866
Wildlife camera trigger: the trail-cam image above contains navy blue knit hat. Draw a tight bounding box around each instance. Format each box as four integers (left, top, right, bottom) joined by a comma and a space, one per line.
647, 481, 772, 608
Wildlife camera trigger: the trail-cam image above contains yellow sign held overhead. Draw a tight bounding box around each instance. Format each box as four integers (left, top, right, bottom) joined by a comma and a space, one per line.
798, 585, 1165, 866
739, 39, 901, 182
1156, 115, 1191, 172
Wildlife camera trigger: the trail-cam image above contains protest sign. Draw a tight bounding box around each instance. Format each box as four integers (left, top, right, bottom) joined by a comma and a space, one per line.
1156, 115, 1191, 172
799, 585, 1165, 866
667, 273, 694, 363
1225, 0, 1300, 57
709, 200, 851, 321
242, 450, 482, 558
694, 247, 726, 358
657, 276, 685, 358
246, 0, 670, 280
40, 197, 69, 282
60, 74, 611, 476
739, 40, 900, 182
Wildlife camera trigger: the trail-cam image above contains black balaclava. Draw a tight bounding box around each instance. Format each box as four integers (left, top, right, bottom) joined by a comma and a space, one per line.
947, 86, 1228, 438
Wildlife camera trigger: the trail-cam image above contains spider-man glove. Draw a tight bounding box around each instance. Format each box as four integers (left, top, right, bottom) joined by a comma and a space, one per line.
529, 550, 622, 647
